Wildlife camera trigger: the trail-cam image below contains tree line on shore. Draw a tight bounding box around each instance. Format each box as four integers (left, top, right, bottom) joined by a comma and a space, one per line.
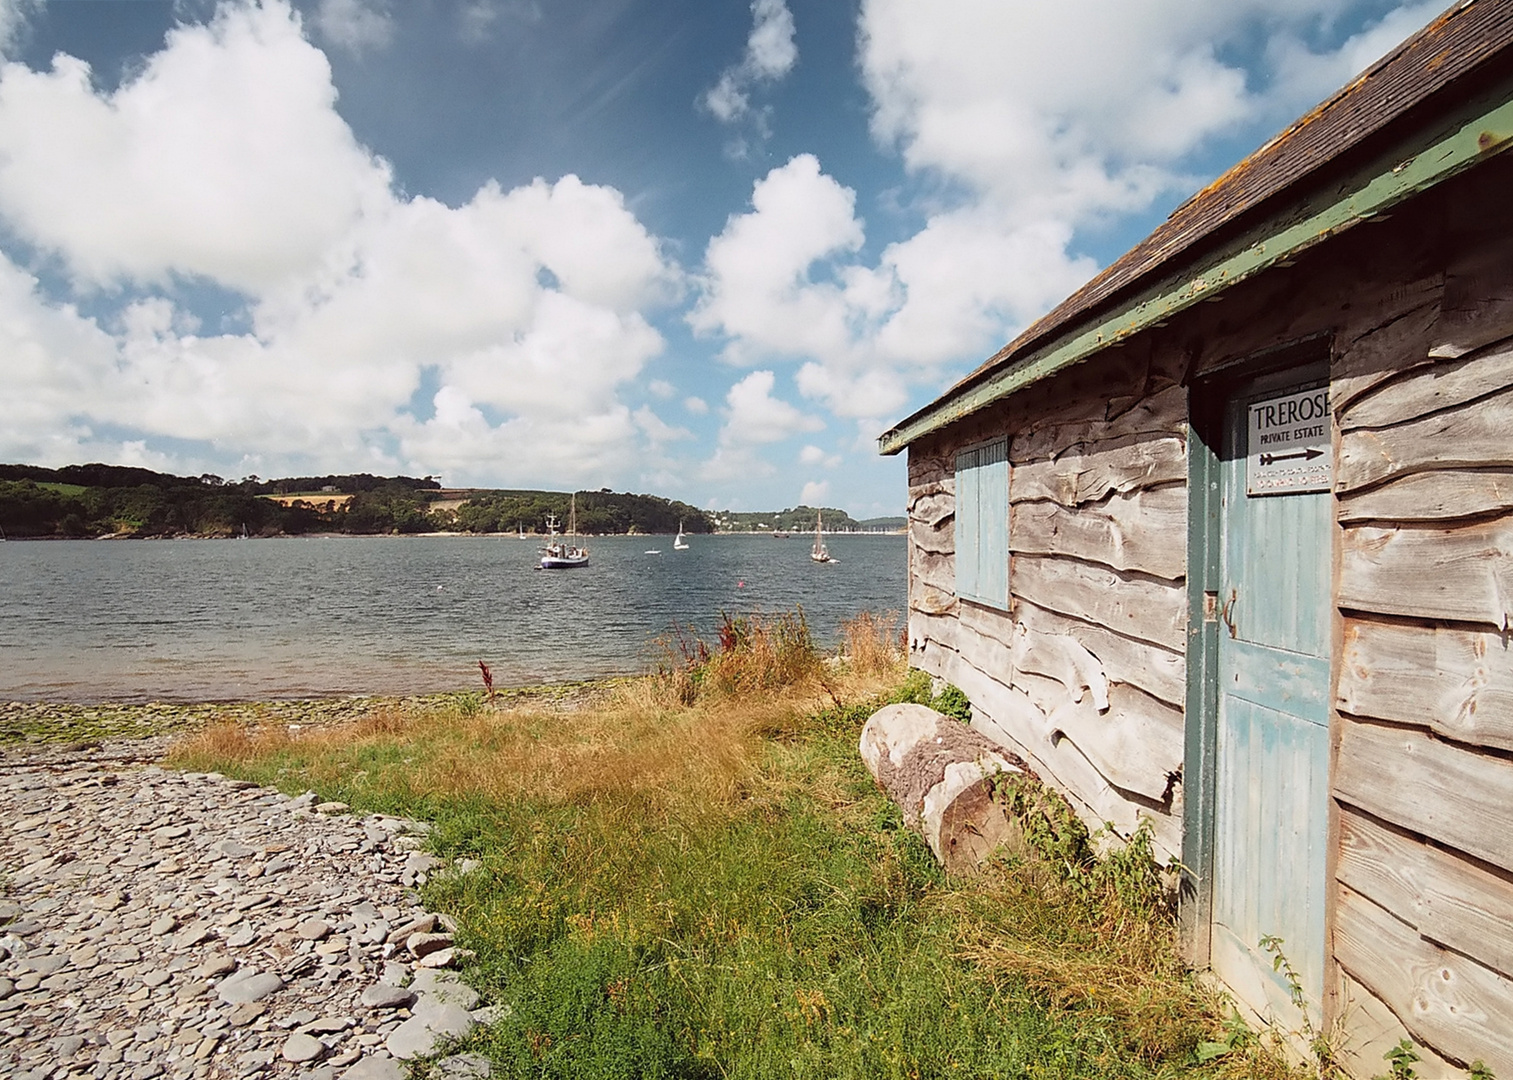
455, 489, 712, 536
0, 464, 714, 539
713, 506, 904, 532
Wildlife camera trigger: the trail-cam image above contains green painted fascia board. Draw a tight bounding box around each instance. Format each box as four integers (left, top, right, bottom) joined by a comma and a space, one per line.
878, 79, 1513, 456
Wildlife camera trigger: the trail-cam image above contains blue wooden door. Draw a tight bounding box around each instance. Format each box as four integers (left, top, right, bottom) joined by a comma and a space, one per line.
1210, 380, 1332, 1028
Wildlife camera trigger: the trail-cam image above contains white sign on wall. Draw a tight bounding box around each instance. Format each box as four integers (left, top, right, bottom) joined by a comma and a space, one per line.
1247, 386, 1331, 496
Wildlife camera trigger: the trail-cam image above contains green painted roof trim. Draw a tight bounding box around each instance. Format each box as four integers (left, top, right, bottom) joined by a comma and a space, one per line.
878, 80, 1513, 456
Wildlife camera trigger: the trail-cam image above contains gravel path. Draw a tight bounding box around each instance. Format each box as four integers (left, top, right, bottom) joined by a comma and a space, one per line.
0, 738, 494, 1080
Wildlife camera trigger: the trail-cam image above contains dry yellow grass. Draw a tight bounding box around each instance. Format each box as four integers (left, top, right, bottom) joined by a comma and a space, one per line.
841, 610, 904, 676
174, 611, 909, 825
171, 655, 903, 823
646, 608, 901, 707
945, 864, 1190, 1051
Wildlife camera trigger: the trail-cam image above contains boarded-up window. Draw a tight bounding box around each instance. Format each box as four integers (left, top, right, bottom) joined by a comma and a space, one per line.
955, 438, 1008, 608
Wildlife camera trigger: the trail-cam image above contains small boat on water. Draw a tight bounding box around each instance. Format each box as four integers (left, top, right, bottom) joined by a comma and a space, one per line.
810, 510, 832, 563
772, 530, 790, 539
673, 520, 689, 550
540, 496, 589, 569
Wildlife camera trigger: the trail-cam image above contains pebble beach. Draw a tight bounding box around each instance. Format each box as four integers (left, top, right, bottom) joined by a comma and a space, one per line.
0, 735, 495, 1080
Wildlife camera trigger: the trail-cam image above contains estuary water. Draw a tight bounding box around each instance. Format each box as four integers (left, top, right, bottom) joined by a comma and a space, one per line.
0, 533, 907, 703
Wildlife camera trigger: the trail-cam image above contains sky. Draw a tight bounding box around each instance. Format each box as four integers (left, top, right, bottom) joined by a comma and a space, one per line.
0, 0, 1447, 515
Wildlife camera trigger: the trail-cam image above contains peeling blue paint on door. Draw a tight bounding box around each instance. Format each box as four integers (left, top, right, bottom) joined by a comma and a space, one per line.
1210, 382, 1332, 1029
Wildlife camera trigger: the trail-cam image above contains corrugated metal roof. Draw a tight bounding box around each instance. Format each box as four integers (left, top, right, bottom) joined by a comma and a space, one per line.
882, 0, 1513, 450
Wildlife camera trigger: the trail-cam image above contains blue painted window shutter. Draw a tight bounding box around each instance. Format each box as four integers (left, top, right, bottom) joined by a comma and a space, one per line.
955, 438, 1008, 608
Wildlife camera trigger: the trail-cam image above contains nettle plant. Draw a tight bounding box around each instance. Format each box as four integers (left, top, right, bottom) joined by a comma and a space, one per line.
1373, 1038, 1497, 1080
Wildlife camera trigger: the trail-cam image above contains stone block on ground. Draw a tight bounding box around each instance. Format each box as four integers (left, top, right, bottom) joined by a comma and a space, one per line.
216, 970, 284, 1005
385, 1002, 475, 1060
410, 969, 480, 1010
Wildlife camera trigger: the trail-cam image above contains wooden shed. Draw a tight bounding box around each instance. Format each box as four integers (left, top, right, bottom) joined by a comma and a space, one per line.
878, 3, 1513, 1074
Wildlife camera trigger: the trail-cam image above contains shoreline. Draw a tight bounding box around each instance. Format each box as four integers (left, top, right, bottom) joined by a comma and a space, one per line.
0, 676, 634, 745
2, 528, 906, 541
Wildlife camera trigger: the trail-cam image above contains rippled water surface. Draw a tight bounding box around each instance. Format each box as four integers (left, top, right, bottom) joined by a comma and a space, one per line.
0, 534, 906, 702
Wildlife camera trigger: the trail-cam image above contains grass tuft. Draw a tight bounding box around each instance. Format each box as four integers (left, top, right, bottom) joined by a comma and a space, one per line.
650, 608, 828, 706
840, 610, 905, 677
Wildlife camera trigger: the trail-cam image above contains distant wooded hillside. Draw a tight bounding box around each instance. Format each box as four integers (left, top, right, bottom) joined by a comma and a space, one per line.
452, 489, 712, 536
713, 506, 902, 532
0, 463, 713, 538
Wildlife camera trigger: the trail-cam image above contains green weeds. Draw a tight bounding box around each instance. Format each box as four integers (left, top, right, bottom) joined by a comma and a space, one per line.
1257, 935, 1337, 1074
931, 682, 973, 722
1370, 1040, 1497, 1080
1375, 1040, 1419, 1080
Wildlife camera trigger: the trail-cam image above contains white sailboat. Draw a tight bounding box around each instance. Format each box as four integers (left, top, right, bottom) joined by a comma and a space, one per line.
540, 495, 589, 569
810, 510, 832, 563
673, 519, 689, 550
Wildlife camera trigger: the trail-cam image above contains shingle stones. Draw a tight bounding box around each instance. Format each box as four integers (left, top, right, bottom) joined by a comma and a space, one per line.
0, 747, 490, 1079
217, 970, 285, 1004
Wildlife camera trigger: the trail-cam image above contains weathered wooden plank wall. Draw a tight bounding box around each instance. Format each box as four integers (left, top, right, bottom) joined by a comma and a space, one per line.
903, 348, 1189, 863
899, 145, 1513, 1077
1321, 171, 1513, 1078
906, 437, 957, 651
1330, 320, 1513, 1078
1325, 170, 1513, 1070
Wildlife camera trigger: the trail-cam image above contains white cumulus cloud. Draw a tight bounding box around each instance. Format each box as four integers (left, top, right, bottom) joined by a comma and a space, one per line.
702, 0, 798, 125
691, 154, 1092, 428
719, 370, 823, 447
0, 3, 393, 293
800, 479, 829, 505
0, 0, 39, 57
0, 0, 681, 488
799, 444, 841, 468
689, 154, 865, 367
691, 1, 1443, 451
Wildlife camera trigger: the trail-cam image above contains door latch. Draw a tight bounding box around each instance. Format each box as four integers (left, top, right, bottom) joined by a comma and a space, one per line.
1218, 588, 1238, 639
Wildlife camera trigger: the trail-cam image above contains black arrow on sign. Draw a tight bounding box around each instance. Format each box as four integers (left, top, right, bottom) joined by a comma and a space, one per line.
1260, 447, 1325, 466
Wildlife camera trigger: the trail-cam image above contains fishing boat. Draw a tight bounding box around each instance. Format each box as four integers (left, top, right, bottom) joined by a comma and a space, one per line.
673, 520, 689, 550
540, 496, 589, 569
810, 510, 832, 563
